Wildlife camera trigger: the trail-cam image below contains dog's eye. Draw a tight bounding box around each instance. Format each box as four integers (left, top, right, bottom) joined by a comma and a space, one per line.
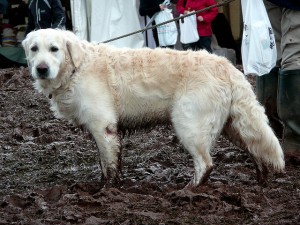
31, 46, 38, 52
50, 46, 59, 52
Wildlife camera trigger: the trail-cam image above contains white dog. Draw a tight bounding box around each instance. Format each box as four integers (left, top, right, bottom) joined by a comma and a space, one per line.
22, 29, 284, 188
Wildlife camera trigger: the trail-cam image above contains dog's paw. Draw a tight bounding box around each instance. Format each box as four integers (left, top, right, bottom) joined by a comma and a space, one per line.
255, 163, 269, 187
100, 169, 122, 189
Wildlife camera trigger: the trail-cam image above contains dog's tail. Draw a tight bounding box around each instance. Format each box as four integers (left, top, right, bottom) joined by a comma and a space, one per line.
226, 65, 285, 174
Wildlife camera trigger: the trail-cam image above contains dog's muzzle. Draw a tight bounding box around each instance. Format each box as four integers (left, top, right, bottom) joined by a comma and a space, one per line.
36, 63, 49, 79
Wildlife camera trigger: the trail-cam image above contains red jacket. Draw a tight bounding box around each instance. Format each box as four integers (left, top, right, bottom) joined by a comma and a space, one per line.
176, 0, 218, 36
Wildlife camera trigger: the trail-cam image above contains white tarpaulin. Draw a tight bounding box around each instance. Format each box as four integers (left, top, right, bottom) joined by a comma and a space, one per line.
70, 0, 144, 48
70, 0, 89, 40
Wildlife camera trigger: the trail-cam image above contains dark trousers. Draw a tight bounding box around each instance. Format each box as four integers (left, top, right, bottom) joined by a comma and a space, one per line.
182, 36, 212, 52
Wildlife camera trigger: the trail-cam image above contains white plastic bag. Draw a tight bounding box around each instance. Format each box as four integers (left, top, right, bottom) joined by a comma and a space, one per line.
154, 8, 178, 47
241, 0, 277, 76
179, 13, 199, 44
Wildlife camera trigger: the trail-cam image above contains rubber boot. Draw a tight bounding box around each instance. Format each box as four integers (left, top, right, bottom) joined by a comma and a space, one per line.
278, 69, 300, 154
256, 67, 283, 138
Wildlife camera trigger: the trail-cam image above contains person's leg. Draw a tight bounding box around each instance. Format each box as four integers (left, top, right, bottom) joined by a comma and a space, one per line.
263, 0, 282, 65
278, 70, 300, 152
278, 8, 300, 153
153, 29, 175, 49
196, 36, 212, 53
161, 45, 175, 49
181, 42, 197, 50
280, 9, 300, 71
152, 26, 160, 47
256, 67, 283, 138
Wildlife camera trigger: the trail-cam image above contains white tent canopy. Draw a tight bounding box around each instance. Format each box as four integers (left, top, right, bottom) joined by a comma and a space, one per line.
70, 0, 147, 48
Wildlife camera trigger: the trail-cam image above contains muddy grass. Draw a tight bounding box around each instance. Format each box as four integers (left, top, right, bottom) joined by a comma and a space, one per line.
0, 67, 299, 225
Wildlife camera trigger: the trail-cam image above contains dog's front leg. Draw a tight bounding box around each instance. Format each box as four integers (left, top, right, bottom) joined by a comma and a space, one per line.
88, 122, 122, 187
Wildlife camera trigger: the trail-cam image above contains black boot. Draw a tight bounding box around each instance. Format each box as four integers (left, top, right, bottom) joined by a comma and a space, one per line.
278, 69, 300, 153
256, 67, 283, 138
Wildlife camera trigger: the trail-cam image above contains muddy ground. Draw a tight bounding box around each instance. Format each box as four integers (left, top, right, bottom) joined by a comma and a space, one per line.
0, 67, 299, 225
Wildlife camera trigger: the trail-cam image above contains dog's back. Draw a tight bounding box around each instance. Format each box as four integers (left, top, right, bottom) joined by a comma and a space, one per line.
97, 46, 232, 130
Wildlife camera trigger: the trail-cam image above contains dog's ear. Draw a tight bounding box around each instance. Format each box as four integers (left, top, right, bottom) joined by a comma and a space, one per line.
22, 35, 31, 67
22, 38, 28, 54
64, 31, 85, 68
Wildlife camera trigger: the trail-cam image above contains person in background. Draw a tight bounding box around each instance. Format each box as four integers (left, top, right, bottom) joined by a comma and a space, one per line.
256, 0, 300, 157
25, 0, 66, 36
176, 0, 218, 52
139, 0, 169, 48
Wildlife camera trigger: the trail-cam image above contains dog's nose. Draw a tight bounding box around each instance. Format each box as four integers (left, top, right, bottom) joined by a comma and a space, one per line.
36, 63, 49, 78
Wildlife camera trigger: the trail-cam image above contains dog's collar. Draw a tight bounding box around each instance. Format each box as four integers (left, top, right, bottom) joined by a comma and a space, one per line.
48, 69, 76, 99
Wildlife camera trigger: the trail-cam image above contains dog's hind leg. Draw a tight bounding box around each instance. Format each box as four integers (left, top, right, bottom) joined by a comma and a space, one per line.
171, 91, 229, 187
178, 131, 214, 187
